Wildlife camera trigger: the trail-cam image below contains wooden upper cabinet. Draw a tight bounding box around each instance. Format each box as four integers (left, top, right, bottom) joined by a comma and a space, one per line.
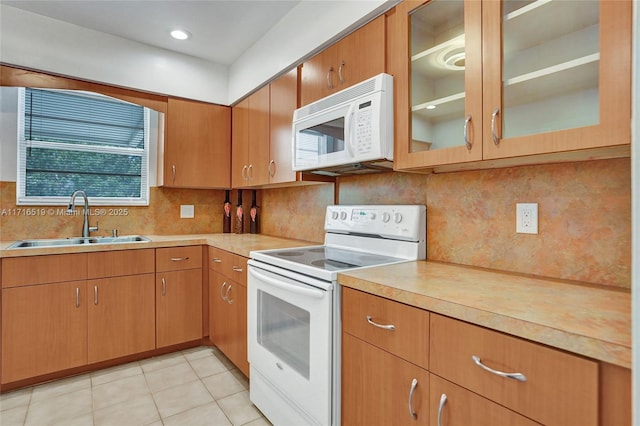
481, 0, 631, 160
301, 15, 386, 106
163, 97, 231, 188
269, 68, 299, 185
389, 0, 631, 172
232, 85, 270, 188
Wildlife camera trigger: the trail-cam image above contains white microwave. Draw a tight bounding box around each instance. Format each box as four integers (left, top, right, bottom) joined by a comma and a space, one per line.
292, 73, 393, 175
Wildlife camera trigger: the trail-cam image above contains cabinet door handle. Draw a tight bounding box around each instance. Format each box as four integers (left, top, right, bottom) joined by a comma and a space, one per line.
463, 114, 472, 150
212, 258, 223, 263
170, 257, 189, 262
232, 266, 243, 273
437, 393, 447, 426
268, 160, 276, 177
408, 378, 418, 420
471, 355, 527, 381
171, 164, 176, 183
75, 287, 80, 308
220, 281, 228, 301
326, 66, 334, 89
248, 164, 253, 181
366, 315, 396, 331
491, 107, 500, 145
225, 284, 233, 304
94, 285, 98, 305
162, 277, 167, 296
241, 165, 248, 180
338, 60, 345, 84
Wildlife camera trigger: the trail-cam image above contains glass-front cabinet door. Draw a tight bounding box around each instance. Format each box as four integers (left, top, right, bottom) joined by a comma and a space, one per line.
390, 0, 631, 171
482, 0, 631, 160
390, 0, 483, 170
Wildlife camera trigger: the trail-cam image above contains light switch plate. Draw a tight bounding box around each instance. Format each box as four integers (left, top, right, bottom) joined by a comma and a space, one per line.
180, 204, 194, 219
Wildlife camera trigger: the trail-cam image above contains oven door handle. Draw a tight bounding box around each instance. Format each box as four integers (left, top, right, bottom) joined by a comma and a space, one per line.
249, 267, 326, 299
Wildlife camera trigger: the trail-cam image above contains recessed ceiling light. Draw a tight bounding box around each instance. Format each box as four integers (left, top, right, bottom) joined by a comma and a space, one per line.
170, 29, 191, 40
426, 105, 436, 110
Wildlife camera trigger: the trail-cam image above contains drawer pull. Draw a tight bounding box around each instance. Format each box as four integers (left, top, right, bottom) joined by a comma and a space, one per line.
437, 394, 447, 426
212, 258, 223, 263
408, 378, 418, 420
232, 266, 243, 272
471, 355, 527, 382
366, 315, 396, 331
170, 257, 189, 262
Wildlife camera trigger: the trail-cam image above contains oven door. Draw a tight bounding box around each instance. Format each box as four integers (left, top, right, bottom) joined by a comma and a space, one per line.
248, 261, 333, 425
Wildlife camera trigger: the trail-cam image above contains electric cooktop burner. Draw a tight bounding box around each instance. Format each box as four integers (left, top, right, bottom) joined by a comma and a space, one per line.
268, 245, 404, 272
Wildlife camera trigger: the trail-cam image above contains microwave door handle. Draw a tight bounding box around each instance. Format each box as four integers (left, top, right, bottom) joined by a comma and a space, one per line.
344, 104, 355, 157
249, 267, 326, 299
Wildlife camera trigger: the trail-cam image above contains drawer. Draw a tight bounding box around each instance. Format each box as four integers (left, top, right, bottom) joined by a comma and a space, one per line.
430, 314, 598, 426
342, 287, 429, 369
208, 247, 247, 283
2, 253, 87, 288
209, 247, 233, 274
429, 374, 538, 426
88, 249, 155, 278
156, 246, 202, 272
229, 253, 247, 284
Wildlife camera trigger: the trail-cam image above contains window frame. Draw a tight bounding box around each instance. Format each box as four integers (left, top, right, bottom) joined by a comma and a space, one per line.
16, 87, 150, 206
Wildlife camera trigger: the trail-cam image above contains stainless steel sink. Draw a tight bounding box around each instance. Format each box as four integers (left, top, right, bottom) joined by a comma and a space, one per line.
7, 235, 151, 249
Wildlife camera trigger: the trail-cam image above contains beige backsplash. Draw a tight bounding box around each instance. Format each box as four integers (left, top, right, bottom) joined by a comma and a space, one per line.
1, 158, 631, 288
262, 158, 631, 289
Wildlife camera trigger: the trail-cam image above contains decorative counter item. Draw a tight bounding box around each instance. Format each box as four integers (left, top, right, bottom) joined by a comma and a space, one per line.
235, 189, 244, 234
223, 190, 231, 233
250, 190, 259, 234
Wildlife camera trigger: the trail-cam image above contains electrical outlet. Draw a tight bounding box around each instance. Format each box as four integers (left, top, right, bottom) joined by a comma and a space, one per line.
516, 203, 538, 234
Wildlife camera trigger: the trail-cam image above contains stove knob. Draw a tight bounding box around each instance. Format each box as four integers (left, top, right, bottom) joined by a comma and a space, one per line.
382, 212, 391, 223
394, 212, 403, 223
370, 213, 376, 220
340, 211, 347, 220
331, 211, 339, 220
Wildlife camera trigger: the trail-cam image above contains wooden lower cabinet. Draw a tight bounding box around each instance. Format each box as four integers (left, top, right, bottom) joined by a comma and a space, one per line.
88, 274, 155, 363
209, 271, 249, 376
156, 269, 203, 348
429, 374, 538, 426
342, 332, 429, 426
1, 281, 88, 383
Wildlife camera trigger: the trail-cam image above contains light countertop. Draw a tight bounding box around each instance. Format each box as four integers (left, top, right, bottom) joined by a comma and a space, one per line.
338, 261, 631, 368
2, 234, 630, 368
0, 233, 316, 259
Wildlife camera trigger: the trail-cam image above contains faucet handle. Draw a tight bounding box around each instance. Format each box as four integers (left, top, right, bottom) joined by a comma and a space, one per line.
89, 220, 99, 233
112, 229, 118, 237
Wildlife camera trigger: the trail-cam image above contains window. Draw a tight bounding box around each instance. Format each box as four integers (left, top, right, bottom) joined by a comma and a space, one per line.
17, 88, 150, 205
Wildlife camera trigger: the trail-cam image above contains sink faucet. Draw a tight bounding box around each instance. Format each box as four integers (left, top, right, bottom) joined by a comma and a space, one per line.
67, 190, 98, 238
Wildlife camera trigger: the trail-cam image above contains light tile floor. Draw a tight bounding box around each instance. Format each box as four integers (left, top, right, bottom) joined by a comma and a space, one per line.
0, 346, 272, 426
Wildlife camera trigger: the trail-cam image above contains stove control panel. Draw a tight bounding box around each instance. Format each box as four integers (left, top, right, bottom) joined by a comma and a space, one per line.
325, 205, 426, 241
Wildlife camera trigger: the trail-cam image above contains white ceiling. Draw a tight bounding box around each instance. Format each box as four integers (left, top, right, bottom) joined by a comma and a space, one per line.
1, 0, 301, 66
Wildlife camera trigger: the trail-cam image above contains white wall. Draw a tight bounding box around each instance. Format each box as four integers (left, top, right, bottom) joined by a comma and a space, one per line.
0, 1, 398, 105
0, 6, 229, 105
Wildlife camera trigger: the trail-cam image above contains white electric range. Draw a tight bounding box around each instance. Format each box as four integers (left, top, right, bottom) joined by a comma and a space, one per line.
247, 204, 426, 426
